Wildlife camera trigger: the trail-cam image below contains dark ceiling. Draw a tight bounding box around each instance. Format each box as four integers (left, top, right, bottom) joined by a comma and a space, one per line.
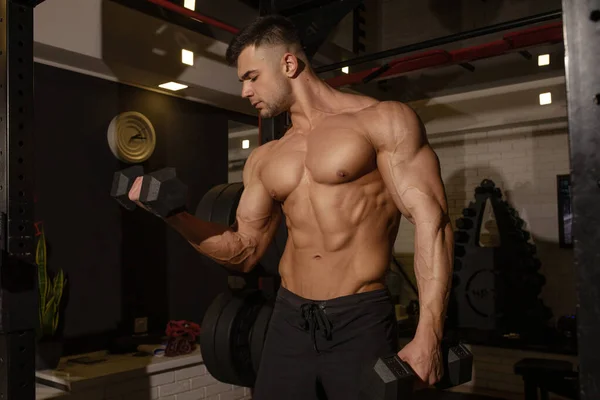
238, 0, 260, 9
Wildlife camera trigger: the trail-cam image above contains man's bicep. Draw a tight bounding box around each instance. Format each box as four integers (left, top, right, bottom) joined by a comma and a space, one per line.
236, 180, 277, 233
234, 179, 281, 263
374, 102, 448, 222
378, 145, 446, 223
237, 143, 281, 252
396, 145, 448, 224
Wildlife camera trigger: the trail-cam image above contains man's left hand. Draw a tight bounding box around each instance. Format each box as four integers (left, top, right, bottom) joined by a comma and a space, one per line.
397, 336, 443, 387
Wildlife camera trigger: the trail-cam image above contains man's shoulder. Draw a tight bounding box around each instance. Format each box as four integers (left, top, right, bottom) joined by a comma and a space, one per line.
358, 100, 425, 149
331, 89, 414, 118
243, 140, 277, 183
246, 140, 277, 166
359, 100, 416, 121
345, 99, 416, 131
335, 91, 380, 114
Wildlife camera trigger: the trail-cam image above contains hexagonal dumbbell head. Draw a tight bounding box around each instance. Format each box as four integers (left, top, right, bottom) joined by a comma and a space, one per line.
359, 354, 415, 400
139, 167, 187, 218
111, 165, 144, 211
436, 343, 473, 389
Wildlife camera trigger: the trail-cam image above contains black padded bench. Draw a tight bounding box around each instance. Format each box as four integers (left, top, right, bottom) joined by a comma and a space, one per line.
514, 358, 579, 400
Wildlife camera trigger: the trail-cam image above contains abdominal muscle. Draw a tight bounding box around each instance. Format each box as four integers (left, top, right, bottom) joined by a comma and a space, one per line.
276, 172, 401, 301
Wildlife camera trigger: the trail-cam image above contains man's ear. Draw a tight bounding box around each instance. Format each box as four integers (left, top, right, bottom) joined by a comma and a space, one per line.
281, 53, 299, 77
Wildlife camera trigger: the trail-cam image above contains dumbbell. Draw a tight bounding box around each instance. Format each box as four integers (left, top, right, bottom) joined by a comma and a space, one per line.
111, 165, 144, 210
138, 167, 188, 218
111, 166, 188, 218
359, 343, 473, 400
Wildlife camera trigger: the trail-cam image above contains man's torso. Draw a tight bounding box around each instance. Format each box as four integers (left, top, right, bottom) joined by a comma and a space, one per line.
256, 96, 402, 300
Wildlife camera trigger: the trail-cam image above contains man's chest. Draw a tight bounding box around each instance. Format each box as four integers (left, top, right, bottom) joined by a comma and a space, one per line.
259, 126, 378, 201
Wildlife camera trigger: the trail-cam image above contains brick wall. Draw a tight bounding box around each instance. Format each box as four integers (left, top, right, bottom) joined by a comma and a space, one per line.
394, 120, 576, 321
37, 364, 251, 400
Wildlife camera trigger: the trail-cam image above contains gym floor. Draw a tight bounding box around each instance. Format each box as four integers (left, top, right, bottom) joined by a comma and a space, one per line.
445, 386, 571, 400
413, 389, 516, 400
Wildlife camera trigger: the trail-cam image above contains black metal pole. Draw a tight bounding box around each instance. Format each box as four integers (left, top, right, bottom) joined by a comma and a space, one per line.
0, 1, 37, 399
315, 9, 562, 74
561, 1, 600, 399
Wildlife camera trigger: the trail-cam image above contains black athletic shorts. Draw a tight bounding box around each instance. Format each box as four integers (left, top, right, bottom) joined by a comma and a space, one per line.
252, 286, 399, 400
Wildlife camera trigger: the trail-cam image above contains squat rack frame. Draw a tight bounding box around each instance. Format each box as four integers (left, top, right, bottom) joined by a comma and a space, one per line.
561, 1, 600, 398
0, 0, 37, 399
0, 1, 598, 399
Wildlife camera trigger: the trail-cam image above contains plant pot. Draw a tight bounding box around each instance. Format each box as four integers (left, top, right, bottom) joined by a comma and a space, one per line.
35, 337, 63, 371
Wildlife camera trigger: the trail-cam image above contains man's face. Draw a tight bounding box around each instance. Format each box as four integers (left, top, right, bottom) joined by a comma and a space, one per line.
237, 45, 292, 118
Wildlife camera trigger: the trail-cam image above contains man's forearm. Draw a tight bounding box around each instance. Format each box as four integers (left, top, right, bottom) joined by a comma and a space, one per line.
165, 212, 257, 272
413, 214, 454, 342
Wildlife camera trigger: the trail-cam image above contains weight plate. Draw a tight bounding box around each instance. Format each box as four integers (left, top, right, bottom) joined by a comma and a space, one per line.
233, 291, 266, 386
200, 291, 233, 383
213, 289, 265, 386
250, 298, 274, 374
465, 269, 496, 318
257, 233, 281, 277
272, 213, 288, 268
196, 184, 230, 221
211, 183, 244, 226
276, 214, 288, 258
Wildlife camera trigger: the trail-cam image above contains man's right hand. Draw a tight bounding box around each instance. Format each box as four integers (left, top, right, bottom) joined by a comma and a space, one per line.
128, 176, 149, 211
126, 169, 188, 219
126, 174, 169, 216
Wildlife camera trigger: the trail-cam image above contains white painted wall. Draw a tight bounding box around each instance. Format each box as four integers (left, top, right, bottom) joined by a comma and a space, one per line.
33, 0, 253, 114
395, 76, 575, 321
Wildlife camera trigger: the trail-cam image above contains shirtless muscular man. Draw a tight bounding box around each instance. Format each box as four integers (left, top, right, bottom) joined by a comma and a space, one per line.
129, 14, 454, 400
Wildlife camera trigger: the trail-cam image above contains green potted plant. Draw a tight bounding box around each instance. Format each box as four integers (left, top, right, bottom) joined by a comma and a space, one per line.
35, 228, 67, 370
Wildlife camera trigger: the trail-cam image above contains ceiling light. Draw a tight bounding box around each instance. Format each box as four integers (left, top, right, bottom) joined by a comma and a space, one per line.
182, 49, 194, 66
539, 92, 552, 105
155, 24, 168, 35
242, 139, 250, 149
538, 54, 550, 66
341, 66, 349, 74
184, 0, 195, 10
159, 82, 188, 91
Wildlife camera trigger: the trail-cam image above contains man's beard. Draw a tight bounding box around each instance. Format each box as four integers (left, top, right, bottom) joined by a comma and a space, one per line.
259, 103, 285, 119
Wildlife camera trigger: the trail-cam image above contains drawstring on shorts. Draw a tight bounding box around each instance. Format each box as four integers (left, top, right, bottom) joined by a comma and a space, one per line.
299, 302, 333, 353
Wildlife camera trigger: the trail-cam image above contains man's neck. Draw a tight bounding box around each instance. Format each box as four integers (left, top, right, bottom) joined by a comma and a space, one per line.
287, 71, 340, 132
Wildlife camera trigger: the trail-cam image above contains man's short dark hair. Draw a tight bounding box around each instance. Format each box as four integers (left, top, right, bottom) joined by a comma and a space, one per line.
226, 15, 303, 66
